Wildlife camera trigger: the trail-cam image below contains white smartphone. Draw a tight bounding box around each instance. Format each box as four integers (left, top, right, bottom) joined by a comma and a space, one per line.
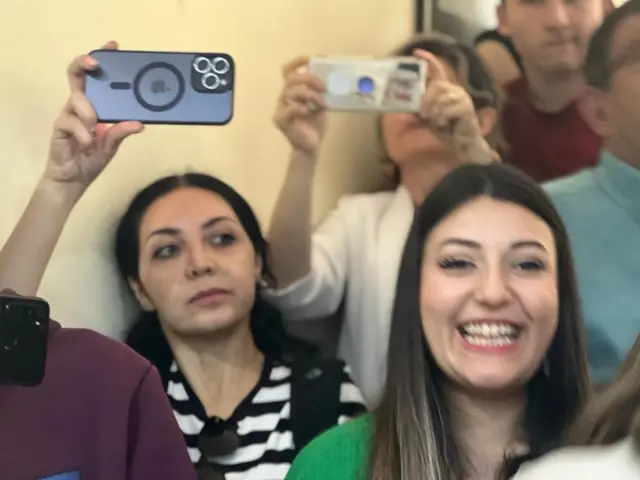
308, 56, 428, 113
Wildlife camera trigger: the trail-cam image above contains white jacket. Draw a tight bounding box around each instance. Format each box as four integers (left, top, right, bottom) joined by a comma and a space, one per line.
265, 186, 414, 407
512, 437, 640, 480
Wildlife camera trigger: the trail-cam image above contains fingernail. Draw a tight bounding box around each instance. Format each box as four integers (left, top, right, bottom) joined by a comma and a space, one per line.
85, 57, 98, 67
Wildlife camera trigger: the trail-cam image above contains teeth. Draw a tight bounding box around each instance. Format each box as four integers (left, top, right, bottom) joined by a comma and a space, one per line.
460, 323, 520, 338
464, 336, 513, 346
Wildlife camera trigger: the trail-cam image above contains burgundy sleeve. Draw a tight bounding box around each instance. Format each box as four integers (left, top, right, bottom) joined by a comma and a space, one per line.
126, 365, 196, 480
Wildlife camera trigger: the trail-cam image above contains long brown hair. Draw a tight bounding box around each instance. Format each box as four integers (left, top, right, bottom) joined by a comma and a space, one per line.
368, 163, 589, 480
567, 334, 640, 447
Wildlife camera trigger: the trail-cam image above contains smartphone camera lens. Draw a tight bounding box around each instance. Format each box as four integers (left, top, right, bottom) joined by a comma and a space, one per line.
193, 56, 213, 74
201, 73, 221, 90
357, 76, 375, 95
398, 62, 420, 74
212, 57, 230, 75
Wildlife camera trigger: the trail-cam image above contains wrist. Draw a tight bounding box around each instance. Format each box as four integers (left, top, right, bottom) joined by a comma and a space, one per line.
459, 138, 495, 165
291, 148, 318, 163
35, 176, 86, 210
289, 149, 319, 173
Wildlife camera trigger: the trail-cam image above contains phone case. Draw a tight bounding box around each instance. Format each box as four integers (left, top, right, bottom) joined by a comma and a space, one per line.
308, 56, 427, 113
85, 49, 235, 125
0, 294, 49, 386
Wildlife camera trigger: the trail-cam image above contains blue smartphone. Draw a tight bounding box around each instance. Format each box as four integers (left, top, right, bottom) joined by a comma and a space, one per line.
85, 49, 235, 125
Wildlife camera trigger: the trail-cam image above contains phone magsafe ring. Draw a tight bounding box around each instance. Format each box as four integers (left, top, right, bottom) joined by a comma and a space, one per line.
133, 61, 186, 112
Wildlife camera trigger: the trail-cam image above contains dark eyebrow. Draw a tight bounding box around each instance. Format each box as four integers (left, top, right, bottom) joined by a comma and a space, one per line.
146, 216, 236, 241
439, 238, 481, 249
439, 238, 548, 252
511, 240, 548, 252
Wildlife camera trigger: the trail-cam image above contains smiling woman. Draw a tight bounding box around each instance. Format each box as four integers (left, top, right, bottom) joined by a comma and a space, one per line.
419, 194, 559, 392
284, 163, 589, 480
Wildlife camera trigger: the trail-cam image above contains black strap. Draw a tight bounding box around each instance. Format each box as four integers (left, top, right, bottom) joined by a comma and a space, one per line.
289, 358, 344, 454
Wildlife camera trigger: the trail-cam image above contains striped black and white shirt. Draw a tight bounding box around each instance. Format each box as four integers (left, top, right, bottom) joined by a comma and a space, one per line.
166, 356, 367, 479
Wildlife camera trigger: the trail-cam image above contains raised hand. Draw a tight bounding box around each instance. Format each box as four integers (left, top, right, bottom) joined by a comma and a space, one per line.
414, 49, 494, 163
45, 41, 144, 195
273, 56, 328, 156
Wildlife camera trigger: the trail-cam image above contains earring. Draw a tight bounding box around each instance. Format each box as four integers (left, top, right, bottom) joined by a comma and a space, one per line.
541, 357, 550, 377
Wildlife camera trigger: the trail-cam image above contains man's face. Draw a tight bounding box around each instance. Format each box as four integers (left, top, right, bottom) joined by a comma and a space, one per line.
499, 0, 605, 77
599, 13, 640, 154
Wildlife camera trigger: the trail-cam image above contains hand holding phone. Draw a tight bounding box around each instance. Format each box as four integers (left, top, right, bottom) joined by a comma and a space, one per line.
307, 56, 428, 113
85, 49, 235, 125
274, 56, 329, 155
46, 42, 145, 203
0, 291, 49, 387
412, 48, 492, 164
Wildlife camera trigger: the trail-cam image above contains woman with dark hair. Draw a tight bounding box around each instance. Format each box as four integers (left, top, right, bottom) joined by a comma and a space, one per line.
0, 42, 366, 479
474, 1, 524, 87
285, 163, 589, 480
267, 34, 503, 408
514, 334, 640, 479
474, 29, 523, 86
116, 172, 366, 479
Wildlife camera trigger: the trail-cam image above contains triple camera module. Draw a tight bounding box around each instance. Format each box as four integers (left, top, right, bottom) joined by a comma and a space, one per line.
191, 55, 233, 94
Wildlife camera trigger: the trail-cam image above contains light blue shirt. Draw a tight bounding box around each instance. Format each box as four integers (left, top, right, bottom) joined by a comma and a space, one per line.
545, 151, 640, 383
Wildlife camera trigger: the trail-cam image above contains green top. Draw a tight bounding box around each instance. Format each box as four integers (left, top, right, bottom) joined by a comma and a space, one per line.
285, 415, 372, 480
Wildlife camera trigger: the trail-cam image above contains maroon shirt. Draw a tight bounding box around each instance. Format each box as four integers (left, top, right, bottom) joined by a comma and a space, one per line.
501, 77, 601, 182
0, 321, 196, 480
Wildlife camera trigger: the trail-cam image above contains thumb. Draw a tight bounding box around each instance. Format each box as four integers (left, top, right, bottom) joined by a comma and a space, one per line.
412, 49, 448, 81
103, 121, 144, 155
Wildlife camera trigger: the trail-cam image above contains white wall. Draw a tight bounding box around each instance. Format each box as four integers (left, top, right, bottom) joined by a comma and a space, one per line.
431, 0, 497, 42
438, 0, 497, 34
0, 0, 413, 338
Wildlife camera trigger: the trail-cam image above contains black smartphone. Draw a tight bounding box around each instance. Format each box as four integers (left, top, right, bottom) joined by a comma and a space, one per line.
0, 294, 49, 386
85, 49, 235, 125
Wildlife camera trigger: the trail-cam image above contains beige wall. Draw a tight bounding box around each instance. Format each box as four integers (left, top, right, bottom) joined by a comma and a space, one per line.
0, 0, 413, 337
